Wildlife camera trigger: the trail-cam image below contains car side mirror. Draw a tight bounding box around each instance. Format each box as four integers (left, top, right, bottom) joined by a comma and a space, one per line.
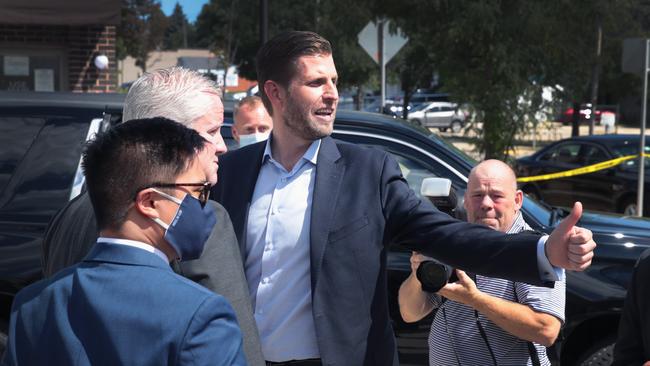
421, 177, 458, 215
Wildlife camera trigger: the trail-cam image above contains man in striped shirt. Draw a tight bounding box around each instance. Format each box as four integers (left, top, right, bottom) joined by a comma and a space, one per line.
398, 159, 565, 366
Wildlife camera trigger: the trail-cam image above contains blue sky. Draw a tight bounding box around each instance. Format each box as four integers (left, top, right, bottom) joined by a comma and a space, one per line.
160, 0, 210, 23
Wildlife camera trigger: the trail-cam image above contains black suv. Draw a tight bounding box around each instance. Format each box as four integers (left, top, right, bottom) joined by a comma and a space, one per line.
1, 92, 649, 365
0, 92, 123, 349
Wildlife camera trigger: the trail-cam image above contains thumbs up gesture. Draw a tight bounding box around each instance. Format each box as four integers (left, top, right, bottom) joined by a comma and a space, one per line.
546, 202, 596, 271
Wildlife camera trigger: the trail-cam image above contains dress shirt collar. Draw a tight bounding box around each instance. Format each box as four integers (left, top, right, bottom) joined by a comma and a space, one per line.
97, 237, 170, 265
505, 211, 530, 234
262, 134, 321, 167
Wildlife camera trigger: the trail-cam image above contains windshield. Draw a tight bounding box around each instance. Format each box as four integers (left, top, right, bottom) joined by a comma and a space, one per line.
410, 103, 430, 112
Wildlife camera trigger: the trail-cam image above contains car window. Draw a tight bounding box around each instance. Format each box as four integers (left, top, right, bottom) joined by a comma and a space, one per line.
0, 115, 46, 194
428, 106, 441, 112
581, 145, 609, 165
542, 143, 581, 165
614, 144, 650, 170
440, 106, 455, 112
388, 152, 436, 198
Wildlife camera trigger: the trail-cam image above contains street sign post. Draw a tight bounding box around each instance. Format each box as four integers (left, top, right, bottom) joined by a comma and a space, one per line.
622, 38, 649, 217
358, 20, 408, 109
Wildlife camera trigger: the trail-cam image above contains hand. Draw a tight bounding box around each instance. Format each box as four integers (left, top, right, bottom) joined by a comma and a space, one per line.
643, 361, 650, 366
437, 270, 479, 306
546, 202, 596, 271
409, 251, 434, 274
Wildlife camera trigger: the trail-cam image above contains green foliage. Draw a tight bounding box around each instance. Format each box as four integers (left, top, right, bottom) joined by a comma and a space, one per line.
164, 2, 196, 50
194, 0, 376, 88
195, 0, 259, 78
117, 0, 169, 71
385, 0, 650, 159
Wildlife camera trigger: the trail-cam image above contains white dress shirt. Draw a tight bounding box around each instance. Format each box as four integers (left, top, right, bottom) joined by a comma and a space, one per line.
244, 139, 321, 362
96, 237, 169, 264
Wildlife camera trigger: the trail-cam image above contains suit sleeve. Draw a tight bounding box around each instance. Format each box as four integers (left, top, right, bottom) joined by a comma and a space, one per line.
178, 203, 265, 366
179, 295, 246, 366
613, 251, 650, 365
379, 153, 544, 286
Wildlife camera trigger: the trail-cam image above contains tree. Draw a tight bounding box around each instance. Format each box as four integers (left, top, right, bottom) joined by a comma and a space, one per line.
195, 0, 259, 79
116, 0, 169, 72
194, 0, 376, 94
164, 3, 195, 50
383, 0, 650, 159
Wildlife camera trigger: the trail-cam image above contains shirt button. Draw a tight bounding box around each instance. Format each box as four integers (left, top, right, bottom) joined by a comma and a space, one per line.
262, 277, 270, 284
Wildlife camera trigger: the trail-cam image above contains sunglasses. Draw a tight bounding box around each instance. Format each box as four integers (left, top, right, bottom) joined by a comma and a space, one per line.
149, 182, 212, 207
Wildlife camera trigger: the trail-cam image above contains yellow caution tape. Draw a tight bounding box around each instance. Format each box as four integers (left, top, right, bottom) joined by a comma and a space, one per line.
517, 153, 650, 183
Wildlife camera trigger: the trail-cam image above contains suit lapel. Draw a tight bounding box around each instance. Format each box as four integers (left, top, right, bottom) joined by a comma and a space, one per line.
310, 136, 344, 290
226, 142, 266, 257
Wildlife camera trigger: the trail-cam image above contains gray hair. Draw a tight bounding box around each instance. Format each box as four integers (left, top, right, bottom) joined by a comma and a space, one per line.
123, 67, 222, 127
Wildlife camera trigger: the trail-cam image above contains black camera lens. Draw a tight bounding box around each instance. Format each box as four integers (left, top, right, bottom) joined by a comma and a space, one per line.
416, 260, 456, 293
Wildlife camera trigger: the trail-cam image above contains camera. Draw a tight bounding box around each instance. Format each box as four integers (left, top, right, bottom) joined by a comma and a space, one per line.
416, 259, 458, 293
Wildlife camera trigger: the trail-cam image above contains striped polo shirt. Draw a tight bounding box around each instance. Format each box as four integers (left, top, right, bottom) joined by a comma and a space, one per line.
427, 212, 566, 366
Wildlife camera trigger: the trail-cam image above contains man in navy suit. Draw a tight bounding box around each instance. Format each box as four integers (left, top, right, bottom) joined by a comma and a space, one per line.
2, 118, 245, 366
213, 31, 596, 365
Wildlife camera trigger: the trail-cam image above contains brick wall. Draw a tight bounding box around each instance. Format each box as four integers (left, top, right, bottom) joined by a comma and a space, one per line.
0, 24, 117, 92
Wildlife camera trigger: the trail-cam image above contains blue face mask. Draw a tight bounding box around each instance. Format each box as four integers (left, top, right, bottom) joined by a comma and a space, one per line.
151, 189, 217, 261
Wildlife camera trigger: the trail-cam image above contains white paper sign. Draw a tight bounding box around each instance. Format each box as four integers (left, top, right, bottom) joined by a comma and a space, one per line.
4, 56, 29, 76
34, 69, 54, 92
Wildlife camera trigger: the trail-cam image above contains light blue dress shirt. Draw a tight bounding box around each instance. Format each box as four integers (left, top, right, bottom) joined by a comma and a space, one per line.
244, 139, 321, 362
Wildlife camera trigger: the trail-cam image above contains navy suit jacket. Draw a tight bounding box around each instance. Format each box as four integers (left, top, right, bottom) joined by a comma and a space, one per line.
2, 243, 245, 366
213, 136, 545, 366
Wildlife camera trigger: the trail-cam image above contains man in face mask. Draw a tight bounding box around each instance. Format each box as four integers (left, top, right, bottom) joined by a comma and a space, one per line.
2, 118, 245, 365
232, 95, 273, 148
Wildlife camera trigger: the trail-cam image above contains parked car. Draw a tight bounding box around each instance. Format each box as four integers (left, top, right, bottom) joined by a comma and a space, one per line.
515, 134, 650, 217
407, 101, 466, 133
560, 103, 603, 125
1, 92, 648, 366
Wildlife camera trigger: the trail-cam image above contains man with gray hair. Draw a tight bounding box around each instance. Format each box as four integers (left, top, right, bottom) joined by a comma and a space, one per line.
41, 67, 265, 365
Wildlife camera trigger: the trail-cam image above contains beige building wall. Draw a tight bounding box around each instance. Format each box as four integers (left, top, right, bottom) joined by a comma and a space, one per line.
117, 49, 216, 86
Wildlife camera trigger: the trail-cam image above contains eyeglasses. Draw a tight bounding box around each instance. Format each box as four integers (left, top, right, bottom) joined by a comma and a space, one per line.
148, 182, 212, 207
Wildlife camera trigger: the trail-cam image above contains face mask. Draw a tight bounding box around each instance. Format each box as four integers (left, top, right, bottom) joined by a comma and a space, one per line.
239, 132, 270, 147
151, 189, 217, 261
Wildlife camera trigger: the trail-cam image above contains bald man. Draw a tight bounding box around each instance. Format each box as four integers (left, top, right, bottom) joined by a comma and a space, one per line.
232, 96, 273, 148
398, 160, 566, 366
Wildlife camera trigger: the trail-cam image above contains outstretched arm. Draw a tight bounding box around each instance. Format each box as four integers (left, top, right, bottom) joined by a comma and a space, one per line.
439, 270, 562, 347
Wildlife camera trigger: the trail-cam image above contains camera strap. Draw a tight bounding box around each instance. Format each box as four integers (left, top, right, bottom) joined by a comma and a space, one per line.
512, 283, 542, 366
470, 275, 541, 366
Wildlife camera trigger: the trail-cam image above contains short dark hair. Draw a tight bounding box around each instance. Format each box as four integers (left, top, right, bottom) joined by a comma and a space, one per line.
82, 117, 207, 230
256, 31, 332, 114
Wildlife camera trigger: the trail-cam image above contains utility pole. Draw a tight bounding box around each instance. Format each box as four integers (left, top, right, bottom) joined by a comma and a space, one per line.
637, 39, 648, 217
378, 19, 385, 109
588, 19, 602, 135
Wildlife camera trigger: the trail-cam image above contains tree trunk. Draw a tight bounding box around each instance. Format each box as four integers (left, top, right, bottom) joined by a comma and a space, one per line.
571, 101, 580, 137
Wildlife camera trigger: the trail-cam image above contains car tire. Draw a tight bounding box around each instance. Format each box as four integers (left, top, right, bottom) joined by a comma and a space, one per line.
576, 337, 615, 366
450, 120, 462, 133
620, 197, 637, 216
412, 119, 422, 127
